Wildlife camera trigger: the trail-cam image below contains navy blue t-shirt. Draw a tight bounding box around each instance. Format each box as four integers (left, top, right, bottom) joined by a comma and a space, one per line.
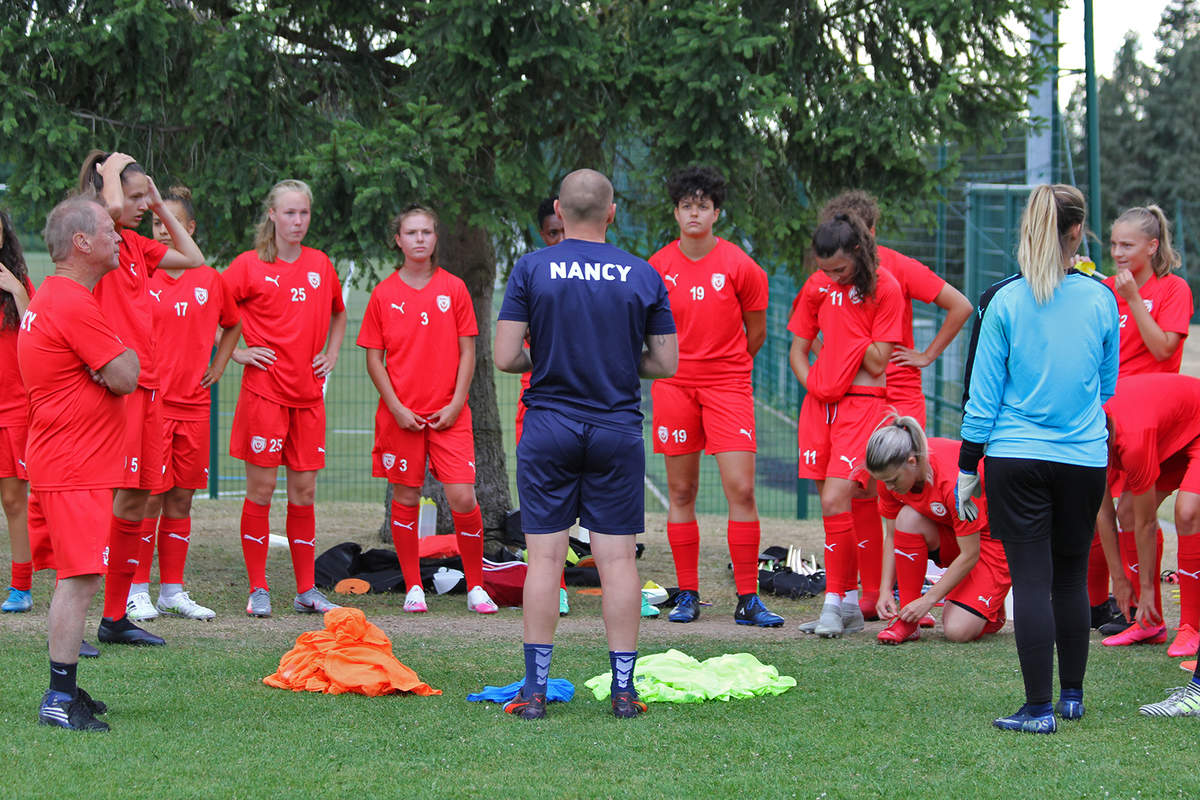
498, 238, 675, 432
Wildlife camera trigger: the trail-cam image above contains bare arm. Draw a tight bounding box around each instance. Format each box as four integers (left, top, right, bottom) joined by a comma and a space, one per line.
427, 336, 475, 430
0, 266, 30, 318
1115, 270, 1183, 362
365, 347, 425, 431
97, 153, 135, 222
788, 335, 812, 387
861, 341, 894, 377
742, 309, 766, 359
312, 308, 347, 378
494, 320, 532, 373
96, 349, 140, 395
147, 177, 204, 269
890, 283, 973, 369
639, 332, 677, 379
201, 322, 243, 388
1131, 490, 1164, 627
1095, 495, 1133, 621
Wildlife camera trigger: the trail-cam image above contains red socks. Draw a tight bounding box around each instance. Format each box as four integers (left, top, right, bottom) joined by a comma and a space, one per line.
452, 505, 485, 589
1086, 529, 1110, 607
852, 498, 882, 613
893, 530, 929, 608
1178, 535, 1200, 629
10, 560, 32, 592
822, 512, 856, 596
133, 517, 157, 583
286, 502, 317, 593
667, 520, 701, 593
157, 516, 191, 585
240, 499, 270, 592
390, 500, 421, 591
102, 516, 143, 620
727, 519, 761, 596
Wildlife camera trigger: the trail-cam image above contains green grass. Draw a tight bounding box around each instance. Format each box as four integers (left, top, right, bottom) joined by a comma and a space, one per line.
2, 501, 1199, 798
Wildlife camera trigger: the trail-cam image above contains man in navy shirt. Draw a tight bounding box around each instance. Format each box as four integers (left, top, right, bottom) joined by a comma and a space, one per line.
495, 169, 677, 720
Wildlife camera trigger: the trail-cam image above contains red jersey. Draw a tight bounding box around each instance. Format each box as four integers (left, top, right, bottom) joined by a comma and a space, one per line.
0, 278, 34, 427
94, 230, 167, 390
357, 268, 477, 417
878, 246, 945, 400
787, 266, 904, 402
649, 238, 768, 386
877, 437, 990, 538
150, 267, 240, 421
223, 246, 344, 408
17, 276, 129, 490
1105, 373, 1200, 494
1103, 272, 1192, 376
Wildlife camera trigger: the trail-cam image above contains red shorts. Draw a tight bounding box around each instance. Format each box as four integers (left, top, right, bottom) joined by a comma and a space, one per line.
28, 488, 112, 578
797, 388, 888, 487
372, 404, 475, 488
885, 385, 926, 428
1155, 437, 1200, 494
161, 417, 210, 491
651, 380, 756, 455
230, 388, 326, 471
118, 386, 166, 490
0, 425, 28, 480
944, 535, 1011, 622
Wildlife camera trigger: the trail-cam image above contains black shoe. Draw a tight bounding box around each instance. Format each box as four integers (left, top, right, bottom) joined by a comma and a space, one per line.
37, 690, 109, 732
611, 690, 647, 719
668, 590, 700, 623
78, 640, 100, 659
98, 616, 165, 646
1090, 598, 1120, 629
1098, 610, 1136, 637
76, 687, 107, 715
504, 692, 547, 720
733, 593, 784, 627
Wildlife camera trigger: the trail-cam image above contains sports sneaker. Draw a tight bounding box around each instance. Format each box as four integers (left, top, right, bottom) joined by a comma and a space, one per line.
611, 690, 647, 719
1139, 683, 1200, 717
1168, 624, 1200, 658
918, 613, 936, 628
841, 602, 865, 634
97, 616, 165, 646
641, 594, 660, 617
1098, 611, 1136, 636
126, 591, 159, 622
2, 586, 32, 613
1102, 622, 1167, 647
668, 590, 700, 623
403, 585, 428, 613
156, 591, 215, 621
993, 704, 1057, 733
814, 601, 844, 638
294, 587, 340, 614
559, 587, 570, 617
78, 640, 100, 659
38, 690, 109, 732
877, 618, 919, 645
1091, 598, 1120, 629
467, 585, 499, 614
734, 594, 784, 627
245, 588, 272, 618
797, 619, 818, 634
504, 691, 547, 720
1182, 659, 1198, 673
76, 687, 108, 716
1055, 689, 1084, 720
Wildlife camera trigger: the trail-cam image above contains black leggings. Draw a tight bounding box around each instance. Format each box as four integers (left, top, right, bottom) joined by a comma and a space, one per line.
985, 457, 1107, 705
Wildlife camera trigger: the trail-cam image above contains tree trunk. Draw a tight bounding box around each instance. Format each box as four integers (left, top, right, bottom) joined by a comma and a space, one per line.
379, 220, 512, 549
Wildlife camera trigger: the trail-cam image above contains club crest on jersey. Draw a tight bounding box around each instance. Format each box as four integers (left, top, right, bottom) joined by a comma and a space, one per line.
930, 502, 948, 517
711, 273, 726, 291
1144, 298, 1154, 313
437, 294, 451, 313
250, 436, 267, 454
849, 287, 863, 304
308, 271, 321, 289
657, 425, 668, 443
382, 453, 396, 469
194, 287, 208, 305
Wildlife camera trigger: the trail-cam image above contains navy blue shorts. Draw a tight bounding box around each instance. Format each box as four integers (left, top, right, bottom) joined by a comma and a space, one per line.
516, 408, 645, 535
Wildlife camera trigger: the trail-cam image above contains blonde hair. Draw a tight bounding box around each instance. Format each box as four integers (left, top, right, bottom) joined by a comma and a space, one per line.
1114, 205, 1181, 278
254, 179, 312, 262
1017, 184, 1087, 305
865, 413, 929, 477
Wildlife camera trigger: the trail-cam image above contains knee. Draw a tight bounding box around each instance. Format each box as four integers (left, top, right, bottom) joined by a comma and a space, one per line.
943, 623, 979, 643
667, 479, 699, 508
164, 491, 193, 519
288, 485, 316, 506
391, 485, 421, 508
722, 477, 757, 510
0, 487, 26, 518
444, 485, 477, 513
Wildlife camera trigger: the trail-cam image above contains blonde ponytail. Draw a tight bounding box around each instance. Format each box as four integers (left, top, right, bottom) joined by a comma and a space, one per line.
865, 412, 929, 476
1017, 184, 1086, 304
1115, 205, 1181, 278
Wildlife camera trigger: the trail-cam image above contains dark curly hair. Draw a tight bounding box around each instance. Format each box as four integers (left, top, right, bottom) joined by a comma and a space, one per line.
666, 165, 727, 209
820, 189, 880, 230
0, 210, 30, 331
812, 212, 878, 301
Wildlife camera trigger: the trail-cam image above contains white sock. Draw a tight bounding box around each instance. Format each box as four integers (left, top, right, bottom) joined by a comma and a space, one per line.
159, 583, 183, 601
823, 592, 842, 607
844, 589, 859, 606
129, 582, 150, 598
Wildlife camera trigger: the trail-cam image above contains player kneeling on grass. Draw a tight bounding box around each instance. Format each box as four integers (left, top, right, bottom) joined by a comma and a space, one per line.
125, 186, 241, 622
358, 204, 497, 616
865, 415, 1011, 645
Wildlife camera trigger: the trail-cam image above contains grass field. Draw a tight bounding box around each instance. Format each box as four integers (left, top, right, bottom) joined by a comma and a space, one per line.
2, 502, 1199, 799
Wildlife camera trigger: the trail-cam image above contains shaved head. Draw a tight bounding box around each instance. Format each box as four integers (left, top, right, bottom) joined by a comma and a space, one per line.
557, 169, 614, 224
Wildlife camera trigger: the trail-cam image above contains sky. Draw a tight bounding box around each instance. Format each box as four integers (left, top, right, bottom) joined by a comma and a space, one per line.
1058, 0, 1170, 98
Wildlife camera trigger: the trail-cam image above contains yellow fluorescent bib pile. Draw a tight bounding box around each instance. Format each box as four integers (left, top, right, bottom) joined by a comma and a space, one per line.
585, 649, 796, 703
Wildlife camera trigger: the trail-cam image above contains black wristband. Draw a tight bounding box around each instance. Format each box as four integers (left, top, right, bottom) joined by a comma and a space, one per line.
958, 439, 985, 473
